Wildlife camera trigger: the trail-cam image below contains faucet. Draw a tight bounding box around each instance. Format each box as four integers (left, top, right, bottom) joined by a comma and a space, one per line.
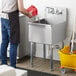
56, 9, 62, 15
45, 7, 62, 15
46, 7, 54, 14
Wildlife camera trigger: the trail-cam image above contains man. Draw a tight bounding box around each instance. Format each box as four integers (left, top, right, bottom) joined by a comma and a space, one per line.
0, 0, 32, 68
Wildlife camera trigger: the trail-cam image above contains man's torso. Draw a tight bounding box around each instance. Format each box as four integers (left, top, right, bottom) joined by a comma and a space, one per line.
0, 0, 18, 19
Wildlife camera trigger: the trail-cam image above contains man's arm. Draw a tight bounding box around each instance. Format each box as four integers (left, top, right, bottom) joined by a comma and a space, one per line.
17, 0, 32, 18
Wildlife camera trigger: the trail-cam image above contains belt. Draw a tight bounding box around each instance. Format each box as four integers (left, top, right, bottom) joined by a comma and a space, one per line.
2, 11, 8, 14
2, 10, 19, 14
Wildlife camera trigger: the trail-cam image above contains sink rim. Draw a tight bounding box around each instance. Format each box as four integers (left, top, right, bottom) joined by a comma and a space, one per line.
28, 22, 51, 26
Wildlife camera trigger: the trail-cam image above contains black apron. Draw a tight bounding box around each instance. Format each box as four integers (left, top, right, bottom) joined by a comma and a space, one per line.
8, 10, 20, 44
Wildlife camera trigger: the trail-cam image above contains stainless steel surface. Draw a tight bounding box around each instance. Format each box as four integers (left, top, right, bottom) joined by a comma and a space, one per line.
28, 22, 52, 44
28, 21, 66, 45
50, 46, 53, 71
30, 42, 33, 67
28, 7, 67, 45
45, 7, 62, 15
28, 7, 67, 70
43, 44, 46, 60
45, 7, 67, 25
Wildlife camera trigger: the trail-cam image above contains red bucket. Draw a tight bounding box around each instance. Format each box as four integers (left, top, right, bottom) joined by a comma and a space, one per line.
26, 5, 38, 17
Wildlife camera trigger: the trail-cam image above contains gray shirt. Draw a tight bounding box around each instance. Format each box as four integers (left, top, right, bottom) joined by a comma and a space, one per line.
0, 0, 18, 19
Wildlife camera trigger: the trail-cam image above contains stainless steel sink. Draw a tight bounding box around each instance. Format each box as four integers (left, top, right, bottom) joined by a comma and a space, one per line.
28, 7, 67, 45
28, 21, 66, 45
28, 7, 67, 70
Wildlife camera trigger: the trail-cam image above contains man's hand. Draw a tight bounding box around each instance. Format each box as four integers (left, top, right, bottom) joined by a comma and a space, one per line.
18, 0, 32, 18
27, 10, 33, 18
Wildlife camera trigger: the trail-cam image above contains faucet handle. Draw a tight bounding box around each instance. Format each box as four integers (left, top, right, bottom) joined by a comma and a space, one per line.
56, 9, 62, 15
46, 7, 62, 15
48, 7, 54, 14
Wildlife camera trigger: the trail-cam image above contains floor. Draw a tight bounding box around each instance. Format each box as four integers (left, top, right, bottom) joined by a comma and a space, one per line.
16, 56, 76, 76
17, 67, 58, 76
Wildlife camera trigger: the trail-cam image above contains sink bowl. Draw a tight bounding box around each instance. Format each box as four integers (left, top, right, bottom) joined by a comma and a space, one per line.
28, 21, 66, 45
33, 18, 49, 24
28, 7, 67, 44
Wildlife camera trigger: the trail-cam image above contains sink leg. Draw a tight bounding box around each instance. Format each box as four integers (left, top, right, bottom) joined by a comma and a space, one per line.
33, 42, 36, 56
43, 44, 46, 61
50, 45, 53, 71
62, 40, 64, 48
30, 42, 33, 67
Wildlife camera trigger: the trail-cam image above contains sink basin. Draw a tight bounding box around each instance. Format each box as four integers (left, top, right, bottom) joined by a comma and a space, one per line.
28, 7, 67, 45
28, 21, 66, 45
33, 18, 49, 24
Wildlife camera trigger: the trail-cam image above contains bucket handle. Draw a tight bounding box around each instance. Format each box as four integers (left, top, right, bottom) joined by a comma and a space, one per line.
70, 17, 76, 53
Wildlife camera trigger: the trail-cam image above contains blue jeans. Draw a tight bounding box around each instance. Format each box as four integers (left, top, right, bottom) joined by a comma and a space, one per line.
1, 18, 18, 67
